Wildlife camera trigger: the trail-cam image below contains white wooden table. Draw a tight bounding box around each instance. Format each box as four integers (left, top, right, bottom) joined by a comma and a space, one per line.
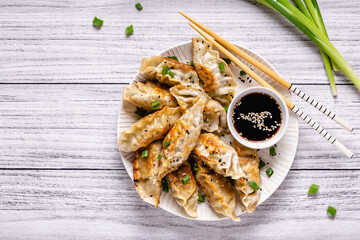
1, 0, 359, 239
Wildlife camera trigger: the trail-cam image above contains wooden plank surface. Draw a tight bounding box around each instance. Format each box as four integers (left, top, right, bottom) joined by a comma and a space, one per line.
0, 0, 359, 239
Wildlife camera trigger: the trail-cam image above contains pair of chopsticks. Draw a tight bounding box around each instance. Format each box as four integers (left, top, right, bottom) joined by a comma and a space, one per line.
179, 12, 354, 158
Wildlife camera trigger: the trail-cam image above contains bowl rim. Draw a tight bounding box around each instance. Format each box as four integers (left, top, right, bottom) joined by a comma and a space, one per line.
227, 86, 289, 149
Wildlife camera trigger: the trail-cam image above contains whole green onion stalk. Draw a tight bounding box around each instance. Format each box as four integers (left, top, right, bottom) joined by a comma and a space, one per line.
257, 0, 360, 93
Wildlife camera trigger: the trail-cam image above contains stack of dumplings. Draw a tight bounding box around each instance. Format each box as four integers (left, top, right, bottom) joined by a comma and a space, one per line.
118, 37, 262, 222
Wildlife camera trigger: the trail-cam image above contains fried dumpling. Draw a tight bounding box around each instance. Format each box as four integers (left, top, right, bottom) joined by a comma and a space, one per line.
158, 98, 206, 179
233, 141, 261, 213
192, 37, 236, 106
139, 56, 199, 86
170, 84, 227, 133
166, 161, 198, 217
133, 140, 163, 207
123, 81, 178, 111
118, 106, 182, 152
194, 156, 240, 222
193, 133, 245, 179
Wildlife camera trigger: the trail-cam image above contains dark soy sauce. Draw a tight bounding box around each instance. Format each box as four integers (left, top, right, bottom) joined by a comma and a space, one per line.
232, 92, 282, 142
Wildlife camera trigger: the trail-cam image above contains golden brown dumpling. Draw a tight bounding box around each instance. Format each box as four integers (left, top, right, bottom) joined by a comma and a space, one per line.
166, 161, 198, 217
194, 156, 240, 222
123, 81, 178, 111
133, 140, 163, 207
233, 141, 261, 213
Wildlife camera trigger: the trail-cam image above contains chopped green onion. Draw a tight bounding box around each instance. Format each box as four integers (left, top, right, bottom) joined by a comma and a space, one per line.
161, 178, 169, 193
163, 140, 170, 147
141, 150, 148, 158
135, 108, 147, 117
125, 25, 134, 36
266, 167, 274, 177
157, 154, 162, 160
222, 58, 231, 64
168, 71, 175, 78
223, 105, 228, 113
189, 60, 194, 67
193, 164, 199, 172
259, 160, 266, 170
162, 65, 169, 76
135, 3, 143, 10
249, 181, 260, 191
182, 175, 190, 185
218, 62, 225, 71
240, 70, 247, 76
270, 146, 276, 156
169, 56, 179, 61
92, 17, 103, 28
151, 100, 161, 109
327, 206, 336, 217
308, 184, 319, 195
198, 194, 205, 202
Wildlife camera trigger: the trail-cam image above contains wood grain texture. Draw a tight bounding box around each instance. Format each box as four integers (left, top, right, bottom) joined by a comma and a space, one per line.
0, 0, 360, 238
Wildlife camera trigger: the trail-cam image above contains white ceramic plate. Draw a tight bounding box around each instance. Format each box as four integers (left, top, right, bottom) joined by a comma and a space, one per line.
117, 41, 299, 221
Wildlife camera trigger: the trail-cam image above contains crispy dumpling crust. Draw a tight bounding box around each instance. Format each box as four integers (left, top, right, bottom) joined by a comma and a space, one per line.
170, 84, 227, 133
192, 37, 236, 106
166, 161, 198, 217
194, 156, 240, 222
193, 133, 245, 179
139, 56, 199, 86
233, 141, 261, 213
118, 106, 182, 152
158, 98, 206, 179
133, 140, 163, 207
123, 81, 178, 111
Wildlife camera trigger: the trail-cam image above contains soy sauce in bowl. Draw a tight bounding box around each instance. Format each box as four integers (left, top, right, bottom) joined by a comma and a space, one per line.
232, 92, 282, 142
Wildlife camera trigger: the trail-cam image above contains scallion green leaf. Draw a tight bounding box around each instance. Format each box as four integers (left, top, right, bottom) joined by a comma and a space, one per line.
141, 150, 148, 158
157, 154, 162, 160
308, 184, 319, 195
327, 206, 336, 217
182, 175, 190, 185
161, 178, 169, 193
259, 160, 266, 170
151, 100, 161, 109
222, 58, 231, 64
125, 25, 134, 36
198, 194, 205, 202
218, 62, 225, 71
223, 105, 228, 113
249, 181, 260, 191
169, 56, 179, 61
162, 65, 169, 76
193, 164, 199, 171
168, 71, 175, 78
270, 146, 276, 156
240, 70, 246, 76
92, 17, 103, 28
266, 167, 274, 177
189, 60, 194, 67
135, 3, 143, 10
163, 140, 170, 147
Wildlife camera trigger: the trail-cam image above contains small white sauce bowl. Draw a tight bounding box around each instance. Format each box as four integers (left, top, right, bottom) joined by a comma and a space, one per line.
227, 87, 289, 149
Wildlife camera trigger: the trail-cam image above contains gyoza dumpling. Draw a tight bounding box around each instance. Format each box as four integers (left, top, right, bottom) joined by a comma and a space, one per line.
192, 37, 236, 106
194, 156, 240, 222
166, 161, 198, 217
118, 106, 182, 152
170, 84, 227, 133
233, 141, 261, 213
193, 133, 245, 179
123, 81, 178, 111
158, 98, 206, 179
139, 56, 199, 86
133, 140, 163, 207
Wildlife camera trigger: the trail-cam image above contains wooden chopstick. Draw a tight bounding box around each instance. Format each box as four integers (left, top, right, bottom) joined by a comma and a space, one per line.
179, 11, 354, 133
187, 21, 353, 158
